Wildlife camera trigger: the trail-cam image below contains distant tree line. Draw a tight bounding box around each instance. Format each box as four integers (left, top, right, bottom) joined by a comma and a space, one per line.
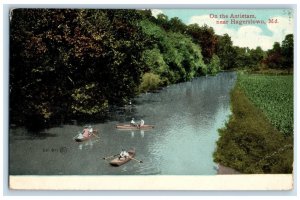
147, 12, 293, 71
9, 9, 294, 128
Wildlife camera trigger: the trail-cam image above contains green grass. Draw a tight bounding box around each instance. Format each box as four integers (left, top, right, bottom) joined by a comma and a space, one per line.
214, 75, 293, 174
238, 73, 293, 136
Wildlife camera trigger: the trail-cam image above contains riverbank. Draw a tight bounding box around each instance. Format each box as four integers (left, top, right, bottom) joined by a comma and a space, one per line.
217, 164, 240, 175
250, 68, 293, 75
213, 73, 293, 173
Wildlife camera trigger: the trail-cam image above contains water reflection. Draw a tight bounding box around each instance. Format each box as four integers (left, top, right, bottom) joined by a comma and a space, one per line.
140, 130, 144, 138
117, 129, 148, 139
77, 139, 99, 150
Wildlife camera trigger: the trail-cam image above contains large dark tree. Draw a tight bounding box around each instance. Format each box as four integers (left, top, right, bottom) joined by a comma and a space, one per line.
10, 9, 147, 127
215, 34, 236, 70
281, 34, 294, 69
186, 24, 217, 64
249, 47, 265, 69
168, 17, 186, 33
264, 42, 284, 69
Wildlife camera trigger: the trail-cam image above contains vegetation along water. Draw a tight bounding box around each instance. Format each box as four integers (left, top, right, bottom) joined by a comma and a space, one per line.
214, 73, 293, 173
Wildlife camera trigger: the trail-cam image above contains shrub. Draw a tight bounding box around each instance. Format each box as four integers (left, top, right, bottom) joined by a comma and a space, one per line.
208, 54, 220, 75
139, 72, 162, 92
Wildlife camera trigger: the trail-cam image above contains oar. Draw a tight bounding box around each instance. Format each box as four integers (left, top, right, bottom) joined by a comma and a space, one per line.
73, 132, 81, 139
102, 154, 119, 160
92, 133, 100, 139
130, 157, 143, 163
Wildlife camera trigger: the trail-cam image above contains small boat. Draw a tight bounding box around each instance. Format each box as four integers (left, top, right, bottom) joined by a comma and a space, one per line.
116, 124, 154, 130
110, 148, 136, 166
74, 130, 98, 142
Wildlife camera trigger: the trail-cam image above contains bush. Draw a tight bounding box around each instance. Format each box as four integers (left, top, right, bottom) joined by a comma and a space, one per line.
140, 19, 207, 83
139, 72, 162, 92
208, 54, 220, 75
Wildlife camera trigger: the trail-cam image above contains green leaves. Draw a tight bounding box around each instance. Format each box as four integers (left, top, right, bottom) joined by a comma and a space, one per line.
264, 34, 294, 70
215, 34, 235, 70
139, 19, 207, 84
238, 74, 293, 136
71, 83, 108, 114
139, 72, 162, 92
207, 54, 220, 75
214, 80, 293, 173
10, 9, 148, 125
186, 24, 217, 64
281, 34, 294, 69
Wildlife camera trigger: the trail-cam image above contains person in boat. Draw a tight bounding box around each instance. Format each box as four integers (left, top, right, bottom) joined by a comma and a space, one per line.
119, 149, 129, 160
138, 119, 145, 128
82, 126, 90, 138
82, 125, 93, 138
88, 125, 93, 134
130, 118, 137, 127
76, 125, 93, 140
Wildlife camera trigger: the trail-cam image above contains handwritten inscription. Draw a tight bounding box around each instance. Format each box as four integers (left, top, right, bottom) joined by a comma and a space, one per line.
42, 146, 68, 154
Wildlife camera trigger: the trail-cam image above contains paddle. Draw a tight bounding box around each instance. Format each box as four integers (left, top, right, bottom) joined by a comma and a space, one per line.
92, 133, 100, 139
73, 134, 78, 139
130, 157, 143, 163
73, 132, 81, 140
102, 154, 119, 160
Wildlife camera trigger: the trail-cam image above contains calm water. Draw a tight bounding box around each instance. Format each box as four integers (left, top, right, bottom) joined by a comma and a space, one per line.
10, 72, 236, 175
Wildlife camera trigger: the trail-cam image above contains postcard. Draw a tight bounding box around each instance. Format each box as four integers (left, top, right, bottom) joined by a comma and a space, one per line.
7, 6, 294, 190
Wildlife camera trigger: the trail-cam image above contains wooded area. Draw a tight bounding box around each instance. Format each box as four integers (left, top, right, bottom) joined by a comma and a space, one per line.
10, 9, 294, 128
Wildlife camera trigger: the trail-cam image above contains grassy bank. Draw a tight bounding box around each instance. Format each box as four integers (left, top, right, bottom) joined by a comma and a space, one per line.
214, 73, 293, 173
251, 68, 293, 75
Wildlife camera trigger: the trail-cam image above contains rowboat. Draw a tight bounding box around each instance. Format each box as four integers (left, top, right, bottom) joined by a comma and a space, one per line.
74, 130, 98, 142
110, 148, 136, 166
116, 124, 154, 130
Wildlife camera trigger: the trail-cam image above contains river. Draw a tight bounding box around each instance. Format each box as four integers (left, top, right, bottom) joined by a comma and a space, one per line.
9, 72, 236, 175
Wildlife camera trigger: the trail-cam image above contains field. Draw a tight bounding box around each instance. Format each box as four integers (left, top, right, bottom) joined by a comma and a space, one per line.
214, 73, 294, 173
238, 73, 293, 136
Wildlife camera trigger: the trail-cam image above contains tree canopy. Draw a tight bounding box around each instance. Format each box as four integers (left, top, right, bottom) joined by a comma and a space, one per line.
9, 9, 294, 128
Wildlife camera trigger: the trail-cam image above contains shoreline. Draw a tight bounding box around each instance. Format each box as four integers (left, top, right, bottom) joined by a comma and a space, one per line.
217, 164, 240, 175
214, 73, 293, 173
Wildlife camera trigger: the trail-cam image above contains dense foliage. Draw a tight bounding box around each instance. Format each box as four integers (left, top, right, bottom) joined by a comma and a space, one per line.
139, 72, 162, 93
214, 82, 293, 173
140, 19, 207, 85
9, 9, 294, 131
10, 9, 148, 127
263, 34, 294, 71
207, 54, 220, 75
238, 74, 293, 136
10, 9, 209, 127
